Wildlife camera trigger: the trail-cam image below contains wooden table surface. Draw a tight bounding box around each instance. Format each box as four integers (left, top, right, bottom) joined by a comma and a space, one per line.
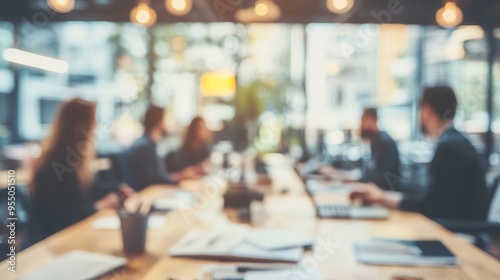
2, 164, 500, 280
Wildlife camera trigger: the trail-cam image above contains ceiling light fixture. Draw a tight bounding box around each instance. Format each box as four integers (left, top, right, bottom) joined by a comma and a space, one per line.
3, 48, 69, 73
130, 0, 157, 27
326, 0, 355, 15
47, 0, 75, 13
235, 0, 281, 22
165, 0, 193, 16
436, 1, 463, 28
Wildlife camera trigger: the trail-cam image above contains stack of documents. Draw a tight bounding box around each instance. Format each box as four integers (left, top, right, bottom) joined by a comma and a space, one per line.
245, 229, 313, 250
354, 239, 457, 266
170, 226, 313, 262
19, 251, 126, 280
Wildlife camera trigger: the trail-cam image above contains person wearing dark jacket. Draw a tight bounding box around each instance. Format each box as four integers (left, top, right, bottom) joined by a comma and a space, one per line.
126, 106, 199, 191
31, 99, 133, 239
358, 108, 401, 190
320, 108, 400, 190
350, 86, 486, 220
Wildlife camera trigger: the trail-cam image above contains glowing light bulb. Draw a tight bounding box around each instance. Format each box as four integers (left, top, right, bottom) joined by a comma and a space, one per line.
235, 0, 281, 22
327, 0, 354, 14
130, 2, 157, 27
47, 0, 75, 13
255, 1, 269, 16
165, 0, 193, 16
436, 1, 463, 28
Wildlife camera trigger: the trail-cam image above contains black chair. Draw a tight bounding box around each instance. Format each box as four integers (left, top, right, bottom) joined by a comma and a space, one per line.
434, 175, 500, 254
0, 185, 42, 262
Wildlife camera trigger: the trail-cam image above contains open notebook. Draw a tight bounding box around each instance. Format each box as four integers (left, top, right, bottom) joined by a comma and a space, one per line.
19, 251, 126, 280
170, 226, 304, 262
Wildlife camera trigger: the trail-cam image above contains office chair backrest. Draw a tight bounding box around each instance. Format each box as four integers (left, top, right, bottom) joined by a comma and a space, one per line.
0, 185, 42, 251
485, 175, 500, 222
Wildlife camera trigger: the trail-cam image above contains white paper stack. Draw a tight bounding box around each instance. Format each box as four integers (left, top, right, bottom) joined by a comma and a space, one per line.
169, 225, 305, 262
245, 229, 313, 250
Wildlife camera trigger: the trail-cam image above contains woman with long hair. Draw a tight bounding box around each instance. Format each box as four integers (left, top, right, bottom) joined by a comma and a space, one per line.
165, 117, 212, 173
31, 98, 133, 238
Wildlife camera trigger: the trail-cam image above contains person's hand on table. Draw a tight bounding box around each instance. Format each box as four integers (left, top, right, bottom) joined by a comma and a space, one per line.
198, 160, 212, 175
349, 182, 401, 209
319, 166, 357, 182
94, 192, 121, 211
118, 183, 135, 198
319, 165, 337, 177
172, 166, 202, 182
349, 182, 387, 205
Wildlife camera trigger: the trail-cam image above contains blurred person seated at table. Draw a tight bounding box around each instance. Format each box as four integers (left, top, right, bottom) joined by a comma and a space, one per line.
350, 86, 487, 220
321, 108, 401, 190
125, 105, 200, 190
31, 98, 134, 239
165, 117, 212, 173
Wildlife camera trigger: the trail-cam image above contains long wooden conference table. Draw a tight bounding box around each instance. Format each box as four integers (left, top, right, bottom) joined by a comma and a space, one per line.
2, 164, 500, 280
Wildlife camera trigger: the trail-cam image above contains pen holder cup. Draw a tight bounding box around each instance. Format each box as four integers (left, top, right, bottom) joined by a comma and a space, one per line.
119, 212, 149, 254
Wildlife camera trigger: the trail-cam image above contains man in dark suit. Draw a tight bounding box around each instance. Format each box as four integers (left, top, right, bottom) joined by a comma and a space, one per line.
125, 105, 199, 190
350, 86, 486, 220
358, 108, 401, 190
320, 108, 400, 191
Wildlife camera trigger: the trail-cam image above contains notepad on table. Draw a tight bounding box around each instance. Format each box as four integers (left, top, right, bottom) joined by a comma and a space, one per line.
170, 225, 304, 262
354, 239, 457, 266
245, 229, 313, 250
19, 250, 126, 280
306, 180, 353, 195
245, 270, 322, 280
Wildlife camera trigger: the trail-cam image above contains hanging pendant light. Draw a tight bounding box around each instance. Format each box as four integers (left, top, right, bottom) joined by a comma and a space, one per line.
130, 0, 157, 27
47, 0, 75, 13
326, 0, 355, 15
436, 1, 463, 28
235, 0, 281, 22
165, 0, 193, 16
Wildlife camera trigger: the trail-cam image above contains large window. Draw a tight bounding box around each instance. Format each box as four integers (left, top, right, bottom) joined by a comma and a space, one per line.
3, 21, 497, 160
306, 24, 421, 142
424, 26, 500, 155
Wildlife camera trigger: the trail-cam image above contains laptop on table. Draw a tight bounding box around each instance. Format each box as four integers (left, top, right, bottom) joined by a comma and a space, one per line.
294, 164, 390, 220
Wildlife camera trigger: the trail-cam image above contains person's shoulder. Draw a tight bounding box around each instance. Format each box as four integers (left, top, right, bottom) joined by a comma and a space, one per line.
438, 128, 477, 156
379, 131, 397, 146
439, 128, 469, 145
128, 135, 153, 153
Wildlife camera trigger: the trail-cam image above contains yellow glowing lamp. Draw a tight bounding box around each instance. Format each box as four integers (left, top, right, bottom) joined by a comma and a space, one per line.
200, 71, 236, 97
436, 1, 463, 28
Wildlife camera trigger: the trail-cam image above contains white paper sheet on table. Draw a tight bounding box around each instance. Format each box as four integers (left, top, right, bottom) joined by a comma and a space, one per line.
170, 225, 304, 262
245, 270, 322, 280
91, 215, 166, 230
245, 229, 314, 250
306, 180, 353, 195
18, 250, 126, 280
